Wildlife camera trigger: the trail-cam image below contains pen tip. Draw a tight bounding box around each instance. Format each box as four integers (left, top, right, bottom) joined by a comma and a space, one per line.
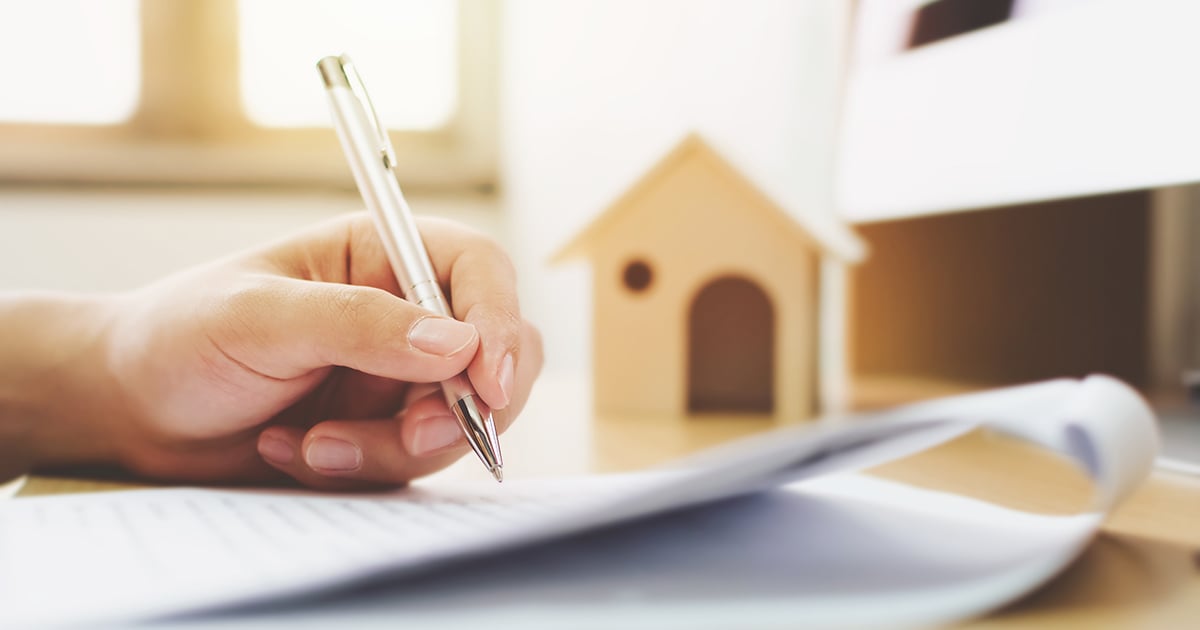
491, 467, 504, 483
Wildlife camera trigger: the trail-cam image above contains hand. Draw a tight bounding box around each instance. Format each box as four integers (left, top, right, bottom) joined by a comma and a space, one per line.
89, 213, 540, 489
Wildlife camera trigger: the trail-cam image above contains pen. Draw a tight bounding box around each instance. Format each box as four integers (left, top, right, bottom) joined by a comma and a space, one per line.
317, 54, 504, 482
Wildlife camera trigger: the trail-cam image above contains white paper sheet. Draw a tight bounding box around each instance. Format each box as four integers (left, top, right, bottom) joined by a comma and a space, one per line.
0, 376, 1159, 628
158, 475, 1102, 630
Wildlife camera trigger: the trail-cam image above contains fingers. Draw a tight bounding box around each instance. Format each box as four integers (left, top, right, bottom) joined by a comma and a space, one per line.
400, 319, 542, 446
326, 370, 410, 420
492, 319, 543, 431
256, 319, 544, 489
256, 421, 468, 490
418, 218, 524, 411
212, 277, 479, 382
252, 214, 526, 414
123, 435, 290, 487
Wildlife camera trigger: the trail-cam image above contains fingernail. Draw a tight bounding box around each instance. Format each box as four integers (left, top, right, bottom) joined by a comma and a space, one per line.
258, 435, 294, 465
409, 317, 477, 356
496, 353, 514, 409
305, 438, 362, 472
409, 415, 463, 456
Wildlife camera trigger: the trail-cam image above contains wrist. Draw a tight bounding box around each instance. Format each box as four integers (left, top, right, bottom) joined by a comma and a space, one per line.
0, 292, 126, 471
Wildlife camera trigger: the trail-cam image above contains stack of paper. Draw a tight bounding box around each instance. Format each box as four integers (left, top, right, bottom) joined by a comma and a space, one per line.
0, 376, 1158, 628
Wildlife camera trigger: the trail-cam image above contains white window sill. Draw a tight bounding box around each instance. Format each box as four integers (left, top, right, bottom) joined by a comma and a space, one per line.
0, 186, 501, 292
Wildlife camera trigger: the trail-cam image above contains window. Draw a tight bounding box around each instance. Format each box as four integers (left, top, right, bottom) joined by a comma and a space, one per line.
0, 0, 140, 124
0, 0, 497, 190
622, 259, 654, 293
238, 0, 458, 130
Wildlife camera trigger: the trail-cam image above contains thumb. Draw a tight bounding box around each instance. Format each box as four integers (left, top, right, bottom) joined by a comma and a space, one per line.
214, 277, 479, 381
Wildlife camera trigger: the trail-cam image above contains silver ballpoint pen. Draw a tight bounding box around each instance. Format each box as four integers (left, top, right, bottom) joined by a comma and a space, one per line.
318, 54, 503, 482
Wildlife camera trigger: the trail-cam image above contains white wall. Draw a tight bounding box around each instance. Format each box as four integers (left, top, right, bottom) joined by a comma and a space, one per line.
500, 0, 852, 376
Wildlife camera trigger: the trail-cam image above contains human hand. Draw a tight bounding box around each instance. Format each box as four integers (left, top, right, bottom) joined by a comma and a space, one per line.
86, 213, 540, 489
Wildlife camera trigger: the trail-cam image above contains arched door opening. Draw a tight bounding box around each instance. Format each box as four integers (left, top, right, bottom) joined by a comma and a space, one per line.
687, 276, 775, 414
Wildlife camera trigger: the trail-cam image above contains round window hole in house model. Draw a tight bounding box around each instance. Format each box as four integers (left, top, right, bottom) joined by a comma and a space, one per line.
622, 260, 653, 293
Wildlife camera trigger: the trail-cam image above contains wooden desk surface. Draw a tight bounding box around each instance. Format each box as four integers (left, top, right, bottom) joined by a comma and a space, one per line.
13, 375, 1200, 627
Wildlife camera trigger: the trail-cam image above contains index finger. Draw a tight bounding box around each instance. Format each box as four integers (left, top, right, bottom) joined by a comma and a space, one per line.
276, 213, 524, 410
416, 217, 523, 411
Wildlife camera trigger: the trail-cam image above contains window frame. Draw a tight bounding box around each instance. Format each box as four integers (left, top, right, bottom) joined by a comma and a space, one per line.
0, 0, 497, 192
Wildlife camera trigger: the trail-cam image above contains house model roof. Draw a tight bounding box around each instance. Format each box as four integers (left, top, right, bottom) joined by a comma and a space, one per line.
552, 134, 867, 264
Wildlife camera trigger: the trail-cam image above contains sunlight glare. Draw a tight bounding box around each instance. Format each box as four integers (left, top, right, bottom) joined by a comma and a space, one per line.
0, 0, 140, 124
238, 0, 458, 130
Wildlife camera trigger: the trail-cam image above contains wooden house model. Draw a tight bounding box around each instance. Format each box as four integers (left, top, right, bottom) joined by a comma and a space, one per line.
553, 135, 865, 422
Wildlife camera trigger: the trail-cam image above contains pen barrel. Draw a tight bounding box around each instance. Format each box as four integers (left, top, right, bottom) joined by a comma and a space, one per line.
406, 279, 452, 317
324, 85, 452, 320
322, 57, 502, 479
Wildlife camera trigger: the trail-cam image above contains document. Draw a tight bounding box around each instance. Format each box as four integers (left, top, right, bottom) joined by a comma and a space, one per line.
0, 376, 1159, 628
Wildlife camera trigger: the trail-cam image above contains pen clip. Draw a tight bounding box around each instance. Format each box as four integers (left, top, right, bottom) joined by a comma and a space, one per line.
338, 55, 398, 170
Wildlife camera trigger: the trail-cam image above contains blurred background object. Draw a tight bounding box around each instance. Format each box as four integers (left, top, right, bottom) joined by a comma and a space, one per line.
0, 0, 495, 188
840, 0, 1200, 465
0, 0, 498, 292
552, 136, 864, 423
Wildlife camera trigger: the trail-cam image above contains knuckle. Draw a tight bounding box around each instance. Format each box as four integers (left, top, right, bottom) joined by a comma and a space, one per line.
468, 303, 522, 347
324, 286, 407, 357
488, 249, 518, 284
212, 277, 279, 342
329, 285, 370, 324
220, 278, 271, 318
331, 286, 392, 329
485, 241, 517, 277
460, 232, 516, 277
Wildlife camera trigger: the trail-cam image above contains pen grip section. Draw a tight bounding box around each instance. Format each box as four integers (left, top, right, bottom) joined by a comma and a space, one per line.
440, 373, 478, 408
406, 279, 452, 318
